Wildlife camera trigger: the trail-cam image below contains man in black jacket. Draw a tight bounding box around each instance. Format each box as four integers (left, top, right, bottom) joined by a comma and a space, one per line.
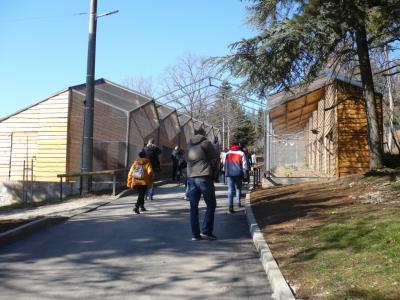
187, 127, 218, 241
143, 138, 161, 200
170, 146, 183, 181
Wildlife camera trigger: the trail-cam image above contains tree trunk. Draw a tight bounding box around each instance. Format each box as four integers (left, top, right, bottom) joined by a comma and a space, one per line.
384, 45, 395, 153
391, 126, 400, 153
355, 25, 383, 170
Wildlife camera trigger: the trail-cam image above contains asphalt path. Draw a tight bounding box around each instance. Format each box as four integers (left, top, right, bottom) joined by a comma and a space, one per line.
0, 183, 273, 300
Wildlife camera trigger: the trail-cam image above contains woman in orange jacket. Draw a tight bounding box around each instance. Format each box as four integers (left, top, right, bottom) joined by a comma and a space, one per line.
127, 151, 154, 214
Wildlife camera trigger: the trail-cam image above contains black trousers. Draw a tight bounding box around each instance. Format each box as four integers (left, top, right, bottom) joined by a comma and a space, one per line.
172, 162, 178, 180
135, 185, 147, 208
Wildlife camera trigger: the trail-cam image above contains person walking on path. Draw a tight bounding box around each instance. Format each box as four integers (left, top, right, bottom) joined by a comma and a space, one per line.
220, 148, 228, 184
224, 142, 248, 214
180, 158, 189, 200
170, 146, 183, 181
187, 127, 219, 241
241, 146, 252, 186
143, 138, 161, 200
212, 136, 221, 183
251, 150, 257, 166
127, 151, 154, 214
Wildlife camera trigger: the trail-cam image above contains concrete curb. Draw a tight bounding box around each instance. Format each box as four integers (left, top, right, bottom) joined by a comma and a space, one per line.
0, 180, 172, 247
0, 199, 112, 247
0, 216, 68, 246
245, 192, 296, 300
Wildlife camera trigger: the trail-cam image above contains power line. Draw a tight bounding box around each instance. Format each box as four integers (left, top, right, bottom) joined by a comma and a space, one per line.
0, 12, 88, 23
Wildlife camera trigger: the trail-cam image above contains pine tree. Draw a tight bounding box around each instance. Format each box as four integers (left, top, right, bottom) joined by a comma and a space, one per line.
218, 0, 400, 170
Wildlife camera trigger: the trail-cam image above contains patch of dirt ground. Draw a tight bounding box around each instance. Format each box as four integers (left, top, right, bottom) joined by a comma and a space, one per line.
250, 169, 400, 299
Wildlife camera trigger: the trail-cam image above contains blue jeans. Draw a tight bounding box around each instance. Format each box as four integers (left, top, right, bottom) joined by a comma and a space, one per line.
145, 172, 156, 198
187, 177, 216, 238
227, 176, 242, 207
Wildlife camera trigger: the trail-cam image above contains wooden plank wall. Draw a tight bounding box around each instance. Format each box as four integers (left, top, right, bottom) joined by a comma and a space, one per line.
303, 85, 337, 177
317, 98, 325, 173
312, 110, 318, 171
324, 85, 338, 176
67, 90, 84, 175
0, 88, 212, 184
0, 92, 69, 182
92, 101, 127, 172
304, 121, 309, 167
336, 83, 383, 176
69, 90, 130, 175
0, 133, 12, 179
297, 82, 382, 177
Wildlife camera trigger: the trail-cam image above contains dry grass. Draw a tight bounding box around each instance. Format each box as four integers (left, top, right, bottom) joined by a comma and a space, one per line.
251, 169, 400, 300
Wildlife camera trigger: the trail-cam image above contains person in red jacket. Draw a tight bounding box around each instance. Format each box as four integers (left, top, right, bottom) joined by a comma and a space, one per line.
223, 143, 248, 213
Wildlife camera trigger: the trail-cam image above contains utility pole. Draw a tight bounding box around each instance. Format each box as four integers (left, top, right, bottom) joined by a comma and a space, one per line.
81, 0, 118, 194
263, 99, 271, 178
81, 0, 97, 194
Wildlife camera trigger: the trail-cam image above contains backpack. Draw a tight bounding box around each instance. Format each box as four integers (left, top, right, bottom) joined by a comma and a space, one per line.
132, 164, 145, 180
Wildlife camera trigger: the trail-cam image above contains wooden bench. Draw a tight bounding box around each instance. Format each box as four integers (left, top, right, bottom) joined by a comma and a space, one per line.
57, 168, 128, 200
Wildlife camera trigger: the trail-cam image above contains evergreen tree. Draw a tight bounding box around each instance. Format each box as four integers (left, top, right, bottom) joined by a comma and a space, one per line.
234, 116, 256, 147
218, 0, 400, 170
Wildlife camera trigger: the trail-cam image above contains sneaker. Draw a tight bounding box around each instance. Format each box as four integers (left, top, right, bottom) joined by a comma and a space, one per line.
133, 207, 140, 214
140, 207, 147, 212
200, 233, 217, 240
228, 207, 235, 214
191, 236, 202, 241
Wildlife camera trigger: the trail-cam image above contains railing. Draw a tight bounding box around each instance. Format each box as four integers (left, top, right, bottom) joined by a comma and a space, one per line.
252, 163, 264, 189
57, 168, 129, 201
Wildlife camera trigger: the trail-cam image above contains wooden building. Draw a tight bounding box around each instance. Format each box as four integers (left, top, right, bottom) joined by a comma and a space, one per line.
0, 79, 216, 187
268, 73, 382, 177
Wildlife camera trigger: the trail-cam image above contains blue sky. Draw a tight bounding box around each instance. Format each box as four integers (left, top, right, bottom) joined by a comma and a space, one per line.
0, 0, 254, 118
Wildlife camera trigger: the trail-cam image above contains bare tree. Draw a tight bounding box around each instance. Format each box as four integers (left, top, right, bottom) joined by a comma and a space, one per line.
121, 75, 155, 97
159, 53, 220, 120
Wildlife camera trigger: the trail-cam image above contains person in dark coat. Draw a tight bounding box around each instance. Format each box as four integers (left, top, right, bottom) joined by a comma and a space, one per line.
242, 146, 252, 185
143, 138, 161, 200
187, 127, 219, 241
212, 136, 221, 183
170, 145, 183, 181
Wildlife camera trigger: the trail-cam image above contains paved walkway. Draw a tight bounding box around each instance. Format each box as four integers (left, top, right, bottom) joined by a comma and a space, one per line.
0, 183, 273, 299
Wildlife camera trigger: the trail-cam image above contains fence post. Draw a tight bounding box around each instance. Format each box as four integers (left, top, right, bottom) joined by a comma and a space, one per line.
59, 177, 63, 201
253, 169, 256, 189
22, 160, 26, 204
30, 158, 34, 203
112, 173, 116, 196
79, 176, 83, 195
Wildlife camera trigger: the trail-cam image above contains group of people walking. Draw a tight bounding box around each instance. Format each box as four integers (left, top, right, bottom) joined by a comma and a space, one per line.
127, 128, 256, 241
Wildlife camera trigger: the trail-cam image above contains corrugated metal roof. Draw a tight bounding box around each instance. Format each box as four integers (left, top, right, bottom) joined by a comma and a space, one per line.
156, 103, 175, 120
0, 77, 220, 135
72, 79, 152, 112
178, 114, 191, 126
